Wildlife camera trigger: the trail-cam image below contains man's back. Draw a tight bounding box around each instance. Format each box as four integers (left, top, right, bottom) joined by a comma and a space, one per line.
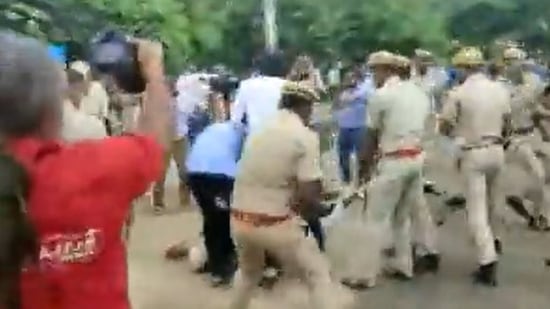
233, 110, 321, 217
231, 76, 286, 134
369, 79, 431, 152
443, 73, 510, 144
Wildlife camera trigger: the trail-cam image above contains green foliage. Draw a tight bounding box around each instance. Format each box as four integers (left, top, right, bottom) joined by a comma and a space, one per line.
1, 0, 549, 72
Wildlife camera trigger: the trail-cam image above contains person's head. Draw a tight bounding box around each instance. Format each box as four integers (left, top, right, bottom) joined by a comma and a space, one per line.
66, 68, 87, 107
503, 47, 526, 67
451, 46, 485, 79
487, 61, 504, 80
367, 51, 399, 87
257, 50, 287, 77
413, 49, 434, 75
69, 61, 91, 95
394, 55, 411, 80
279, 81, 319, 124
342, 71, 357, 88
289, 54, 314, 81
0, 31, 66, 139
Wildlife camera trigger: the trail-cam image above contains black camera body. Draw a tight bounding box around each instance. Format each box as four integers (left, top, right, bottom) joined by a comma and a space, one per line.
208, 74, 240, 101
89, 30, 146, 94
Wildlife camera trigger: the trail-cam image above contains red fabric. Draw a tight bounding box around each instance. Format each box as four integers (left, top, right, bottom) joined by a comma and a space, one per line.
8, 135, 163, 309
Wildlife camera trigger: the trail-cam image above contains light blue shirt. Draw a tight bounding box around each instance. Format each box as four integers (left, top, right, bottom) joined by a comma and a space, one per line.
185, 122, 245, 178
335, 76, 375, 128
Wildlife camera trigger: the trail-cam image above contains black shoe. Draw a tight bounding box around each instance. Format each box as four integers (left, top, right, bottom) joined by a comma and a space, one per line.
445, 195, 466, 209
383, 247, 396, 258
494, 239, 502, 255
384, 269, 413, 282
472, 262, 498, 287
506, 196, 532, 222
414, 254, 440, 275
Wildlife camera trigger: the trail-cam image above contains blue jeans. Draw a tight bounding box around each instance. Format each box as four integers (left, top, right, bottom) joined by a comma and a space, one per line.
337, 127, 365, 183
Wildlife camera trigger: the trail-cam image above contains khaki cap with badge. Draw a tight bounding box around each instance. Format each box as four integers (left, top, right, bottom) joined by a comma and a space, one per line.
367, 50, 398, 67
503, 47, 527, 61
452, 46, 485, 66
414, 48, 435, 64
394, 54, 411, 68
281, 81, 320, 102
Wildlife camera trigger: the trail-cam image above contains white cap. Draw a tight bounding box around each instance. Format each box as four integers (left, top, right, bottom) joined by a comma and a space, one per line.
69, 61, 90, 76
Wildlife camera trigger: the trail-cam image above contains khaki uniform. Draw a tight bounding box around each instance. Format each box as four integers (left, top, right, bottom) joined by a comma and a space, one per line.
152, 97, 190, 208
440, 73, 510, 265
362, 76, 432, 284
230, 110, 339, 309
505, 79, 547, 219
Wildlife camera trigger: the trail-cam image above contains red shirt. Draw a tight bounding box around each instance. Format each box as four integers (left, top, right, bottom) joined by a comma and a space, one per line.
9, 135, 163, 309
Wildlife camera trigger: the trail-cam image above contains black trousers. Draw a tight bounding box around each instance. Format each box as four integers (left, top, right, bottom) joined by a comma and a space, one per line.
188, 173, 236, 278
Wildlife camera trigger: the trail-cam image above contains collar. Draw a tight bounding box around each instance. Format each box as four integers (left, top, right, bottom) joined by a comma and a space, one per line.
383, 75, 401, 87
7, 137, 63, 171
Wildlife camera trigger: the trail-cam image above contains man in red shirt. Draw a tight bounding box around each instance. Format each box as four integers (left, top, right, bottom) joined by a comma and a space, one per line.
0, 32, 170, 309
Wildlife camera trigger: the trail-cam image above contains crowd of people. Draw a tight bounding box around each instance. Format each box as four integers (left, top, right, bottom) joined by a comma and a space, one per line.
1, 28, 550, 309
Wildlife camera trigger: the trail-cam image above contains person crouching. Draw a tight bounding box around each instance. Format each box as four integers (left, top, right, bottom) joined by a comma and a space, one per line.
184, 120, 245, 287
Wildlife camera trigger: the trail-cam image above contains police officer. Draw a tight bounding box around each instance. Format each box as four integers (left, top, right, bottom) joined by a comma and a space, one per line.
394, 54, 440, 274
354, 51, 432, 289
229, 82, 346, 309
501, 60, 548, 230
440, 47, 512, 286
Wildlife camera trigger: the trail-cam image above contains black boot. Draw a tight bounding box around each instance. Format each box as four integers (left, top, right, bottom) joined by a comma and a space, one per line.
473, 262, 498, 287
494, 239, 502, 255
414, 254, 440, 275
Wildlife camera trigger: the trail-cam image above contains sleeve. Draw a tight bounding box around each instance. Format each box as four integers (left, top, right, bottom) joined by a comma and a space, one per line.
296, 131, 323, 182
230, 84, 247, 123
367, 91, 385, 130
55, 135, 163, 202
440, 89, 459, 123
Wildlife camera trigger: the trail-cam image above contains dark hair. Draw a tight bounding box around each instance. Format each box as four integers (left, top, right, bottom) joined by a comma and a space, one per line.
279, 94, 311, 110
66, 68, 85, 85
257, 50, 287, 77
0, 151, 36, 309
544, 84, 550, 97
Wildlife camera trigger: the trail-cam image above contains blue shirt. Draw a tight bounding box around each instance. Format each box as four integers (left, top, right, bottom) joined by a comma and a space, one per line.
185, 122, 245, 178
335, 76, 374, 129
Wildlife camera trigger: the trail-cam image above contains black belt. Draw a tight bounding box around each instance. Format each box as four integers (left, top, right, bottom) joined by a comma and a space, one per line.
461, 136, 503, 151
513, 126, 534, 135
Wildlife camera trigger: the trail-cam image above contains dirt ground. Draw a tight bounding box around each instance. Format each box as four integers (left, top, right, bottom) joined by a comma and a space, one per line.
127, 142, 550, 309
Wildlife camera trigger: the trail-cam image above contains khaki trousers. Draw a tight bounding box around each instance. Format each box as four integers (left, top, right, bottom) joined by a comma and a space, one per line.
507, 136, 547, 218
362, 155, 425, 281
461, 145, 505, 265
230, 218, 343, 309
153, 137, 190, 207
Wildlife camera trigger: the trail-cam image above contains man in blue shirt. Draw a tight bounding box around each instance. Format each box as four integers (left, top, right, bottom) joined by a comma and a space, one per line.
184, 121, 246, 287
333, 70, 374, 189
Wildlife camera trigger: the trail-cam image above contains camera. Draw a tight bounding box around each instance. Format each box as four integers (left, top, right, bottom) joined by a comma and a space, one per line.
88, 30, 146, 94
208, 74, 240, 101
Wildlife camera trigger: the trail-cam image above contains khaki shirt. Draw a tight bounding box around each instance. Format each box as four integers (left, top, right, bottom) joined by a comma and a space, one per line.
367, 76, 431, 153
62, 101, 107, 142
80, 81, 109, 120
440, 73, 511, 145
508, 81, 538, 130
232, 110, 322, 216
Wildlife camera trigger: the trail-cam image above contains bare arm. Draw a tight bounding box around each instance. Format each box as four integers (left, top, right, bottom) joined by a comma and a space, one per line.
135, 40, 171, 150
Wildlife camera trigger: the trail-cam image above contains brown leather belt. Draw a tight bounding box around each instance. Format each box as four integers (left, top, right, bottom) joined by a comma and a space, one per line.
231, 210, 291, 227
384, 148, 422, 158
461, 136, 503, 151
513, 126, 534, 136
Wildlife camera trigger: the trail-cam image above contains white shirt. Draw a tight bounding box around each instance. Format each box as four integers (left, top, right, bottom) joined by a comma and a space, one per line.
80, 81, 109, 120
62, 101, 107, 142
175, 73, 212, 137
231, 76, 286, 134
